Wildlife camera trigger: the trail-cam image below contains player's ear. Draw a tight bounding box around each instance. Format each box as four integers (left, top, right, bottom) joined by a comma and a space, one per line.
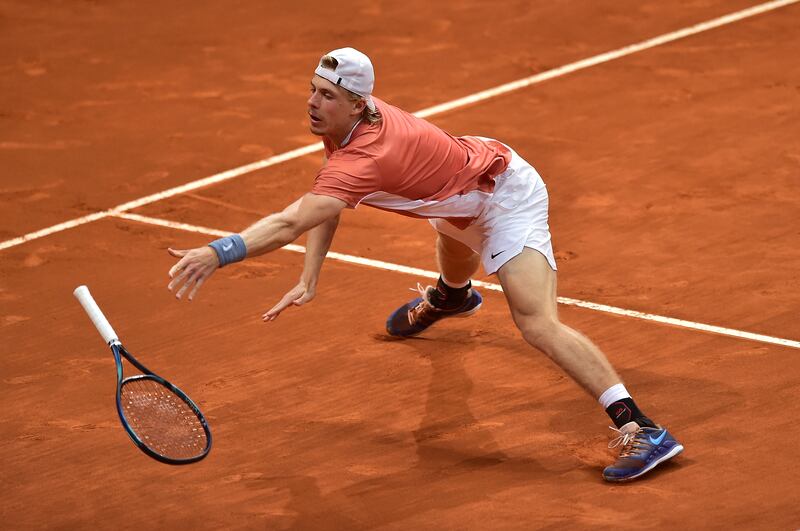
352, 97, 367, 116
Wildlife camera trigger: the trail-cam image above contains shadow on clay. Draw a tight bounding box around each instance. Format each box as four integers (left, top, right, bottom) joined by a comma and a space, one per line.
251, 329, 547, 530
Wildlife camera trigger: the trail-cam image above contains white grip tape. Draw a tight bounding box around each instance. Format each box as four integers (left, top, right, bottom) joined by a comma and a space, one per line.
73, 285, 119, 345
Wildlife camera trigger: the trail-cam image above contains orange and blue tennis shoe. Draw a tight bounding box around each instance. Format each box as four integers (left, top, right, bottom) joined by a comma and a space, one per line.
386, 284, 482, 337
603, 421, 684, 482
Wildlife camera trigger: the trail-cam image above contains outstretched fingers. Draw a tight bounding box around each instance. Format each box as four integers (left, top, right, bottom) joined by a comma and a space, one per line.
168, 248, 191, 279
188, 276, 206, 301
172, 263, 215, 300
263, 294, 295, 321
167, 246, 219, 302
169, 265, 195, 298
263, 285, 315, 322
174, 270, 198, 299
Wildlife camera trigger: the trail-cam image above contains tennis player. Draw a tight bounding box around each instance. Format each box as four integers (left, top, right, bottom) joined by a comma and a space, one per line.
167, 47, 683, 482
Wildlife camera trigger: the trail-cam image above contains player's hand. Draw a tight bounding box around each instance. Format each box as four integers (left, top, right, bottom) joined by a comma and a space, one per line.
167, 246, 220, 301
263, 280, 315, 321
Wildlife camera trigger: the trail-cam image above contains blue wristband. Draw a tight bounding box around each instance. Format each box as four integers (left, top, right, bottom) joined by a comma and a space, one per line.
208, 234, 247, 267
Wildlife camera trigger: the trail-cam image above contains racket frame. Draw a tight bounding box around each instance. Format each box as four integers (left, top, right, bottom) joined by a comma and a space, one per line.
74, 285, 211, 465
111, 341, 212, 465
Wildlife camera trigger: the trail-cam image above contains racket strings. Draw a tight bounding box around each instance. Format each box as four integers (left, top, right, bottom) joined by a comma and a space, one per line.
121, 378, 208, 459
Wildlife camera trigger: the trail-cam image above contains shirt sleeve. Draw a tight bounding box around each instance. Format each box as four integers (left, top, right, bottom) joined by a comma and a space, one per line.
312, 153, 381, 208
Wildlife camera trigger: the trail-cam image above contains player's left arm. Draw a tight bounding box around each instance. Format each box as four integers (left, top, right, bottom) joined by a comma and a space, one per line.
240, 193, 345, 257
168, 193, 346, 300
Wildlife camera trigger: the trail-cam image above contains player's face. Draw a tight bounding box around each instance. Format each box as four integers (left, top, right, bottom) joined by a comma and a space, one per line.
307, 75, 363, 140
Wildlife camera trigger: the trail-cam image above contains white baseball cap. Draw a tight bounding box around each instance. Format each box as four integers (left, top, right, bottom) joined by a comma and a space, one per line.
314, 47, 376, 111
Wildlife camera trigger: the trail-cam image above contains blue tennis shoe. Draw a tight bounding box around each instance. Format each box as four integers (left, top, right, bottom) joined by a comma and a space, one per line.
386, 284, 482, 337
603, 421, 684, 482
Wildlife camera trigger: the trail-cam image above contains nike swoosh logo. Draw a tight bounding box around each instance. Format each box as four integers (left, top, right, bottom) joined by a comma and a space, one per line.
649, 430, 667, 445
222, 242, 233, 251
490, 250, 506, 259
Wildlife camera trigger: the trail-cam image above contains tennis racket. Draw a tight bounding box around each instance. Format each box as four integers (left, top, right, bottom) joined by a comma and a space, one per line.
73, 285, 212, 464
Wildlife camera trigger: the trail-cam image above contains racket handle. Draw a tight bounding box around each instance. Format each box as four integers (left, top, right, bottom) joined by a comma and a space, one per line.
73, 285, 119, 345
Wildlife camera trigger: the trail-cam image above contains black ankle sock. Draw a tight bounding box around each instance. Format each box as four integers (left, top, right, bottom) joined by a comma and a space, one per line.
605, 398, 657, 429
429, 276, 470, 310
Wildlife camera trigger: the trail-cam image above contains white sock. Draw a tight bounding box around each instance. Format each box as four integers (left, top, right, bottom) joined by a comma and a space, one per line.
598, 383, 631, 409
440, 275, 470, 289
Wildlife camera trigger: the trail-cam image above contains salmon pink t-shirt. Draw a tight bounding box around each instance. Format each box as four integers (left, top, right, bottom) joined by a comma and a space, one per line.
312, 97, 511, 228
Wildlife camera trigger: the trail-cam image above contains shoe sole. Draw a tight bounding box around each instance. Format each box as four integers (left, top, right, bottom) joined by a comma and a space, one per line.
603, 444, 684, 482
386, 301, 483, 338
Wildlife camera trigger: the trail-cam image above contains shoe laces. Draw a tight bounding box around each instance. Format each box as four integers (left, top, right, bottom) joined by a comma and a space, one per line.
407, 283, 436, 325
409, 282, 431, 300
608, 425, 647, 458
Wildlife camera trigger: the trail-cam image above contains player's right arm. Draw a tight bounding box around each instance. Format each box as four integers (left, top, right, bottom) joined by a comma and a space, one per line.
261, 154, 335, 320
262, 212, 340, 321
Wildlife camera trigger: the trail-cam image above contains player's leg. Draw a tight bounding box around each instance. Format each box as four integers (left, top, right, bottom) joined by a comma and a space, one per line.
497, 248, 683, 482
496, 248, 621, 396
436, 232, 479, 285
385, 232, 483, 337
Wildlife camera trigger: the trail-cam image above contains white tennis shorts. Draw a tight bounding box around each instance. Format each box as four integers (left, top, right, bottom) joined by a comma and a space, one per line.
430, 144, 557, 275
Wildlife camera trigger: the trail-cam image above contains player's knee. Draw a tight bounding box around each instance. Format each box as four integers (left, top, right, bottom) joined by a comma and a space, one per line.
440, 247, 477, 265
515, 314, 559, 349
437, 235, 476, 261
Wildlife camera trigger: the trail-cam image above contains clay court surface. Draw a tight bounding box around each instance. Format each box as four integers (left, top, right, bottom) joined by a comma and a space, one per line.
2, 1, 800, 528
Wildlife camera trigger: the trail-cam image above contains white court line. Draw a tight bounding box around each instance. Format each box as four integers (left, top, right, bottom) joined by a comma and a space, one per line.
414, 0, 800, 118
114, 212, 800, 350
2, 0, 799, 252
0, 211, 111, 251
0, 143, 323, 251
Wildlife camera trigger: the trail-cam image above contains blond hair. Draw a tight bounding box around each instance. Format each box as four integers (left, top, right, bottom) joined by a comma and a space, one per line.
319, 55, 382, 124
